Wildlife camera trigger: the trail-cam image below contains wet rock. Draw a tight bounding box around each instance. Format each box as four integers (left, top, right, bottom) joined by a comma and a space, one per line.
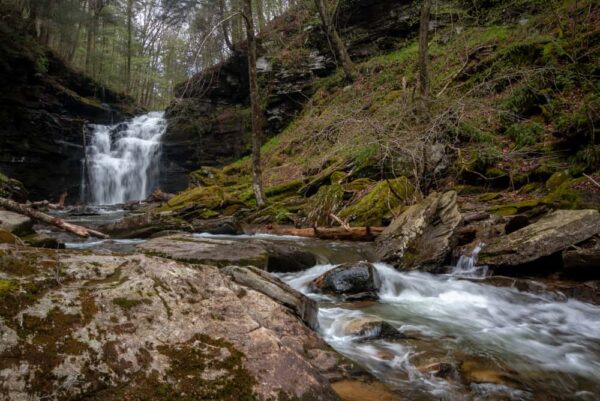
331, 380, 401, 401
310, 261, 381, 300
478, 209, 600, 273
22, 232, 65, 249
562, 237, 600, 278
375, 191, 462, 272
0, 228, 18, 244
138, 234, 269, 269
459, 358, 521, 387
0, 247, 342, 400
257, 241, 317, 272
0, 210, 33, 236
222, 265, 319, 330
341, 317, 403, 340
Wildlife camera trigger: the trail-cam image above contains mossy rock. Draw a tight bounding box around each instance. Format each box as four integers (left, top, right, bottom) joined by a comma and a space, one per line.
339, 177, 414, 226
306, 184, 345, 226
265, 179, 306, 199
330, 171, 347, 184
343, 178, 375, 192
479, 192, 501, 202
488, 199, 542, 216
189, 166, 224, 187
160, 186, 227, 212
543, 176, 600, 210
545, 171, 571, 191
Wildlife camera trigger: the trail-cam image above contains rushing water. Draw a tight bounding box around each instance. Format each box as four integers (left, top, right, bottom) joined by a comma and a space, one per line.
279, 263, 600, 401
84, 112, 166, 205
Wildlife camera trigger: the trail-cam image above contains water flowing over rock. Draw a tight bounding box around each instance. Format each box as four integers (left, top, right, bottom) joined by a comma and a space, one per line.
0, 247, 343, 401
85, 112, 166, 205
375, 191, 462, 271
478, 209, 600, 272
310, 261, 381, 300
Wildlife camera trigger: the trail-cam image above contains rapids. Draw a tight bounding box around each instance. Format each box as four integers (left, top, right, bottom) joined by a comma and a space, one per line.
279, 263, 600, 400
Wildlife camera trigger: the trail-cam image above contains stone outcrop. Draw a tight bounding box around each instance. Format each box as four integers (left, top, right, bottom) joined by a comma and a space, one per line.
375, 191, 462, 271
138, 234, 270, 269
310, 261, 381, 300
478, 209, 600, 272
0, 210, 33, 236
0, 246, 344, 400
0, 12, 140, 202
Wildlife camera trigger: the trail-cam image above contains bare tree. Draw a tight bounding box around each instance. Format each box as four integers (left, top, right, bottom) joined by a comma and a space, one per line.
313, 0, 355, 82
242, 0, 267, 207
418, 0, 432, 97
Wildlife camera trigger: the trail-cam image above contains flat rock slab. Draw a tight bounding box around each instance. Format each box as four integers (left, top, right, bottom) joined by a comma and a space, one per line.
0, 210, 33, 236
138, 234, 269, 269
479, 209, 600, 269
0, 247, 343, 401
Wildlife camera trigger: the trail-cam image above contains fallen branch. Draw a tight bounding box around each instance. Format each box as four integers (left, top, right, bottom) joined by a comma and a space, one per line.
583, 173, 600, 189
244, 224, 384, 241
329, 213, 350, 231
0, 197, 108, 239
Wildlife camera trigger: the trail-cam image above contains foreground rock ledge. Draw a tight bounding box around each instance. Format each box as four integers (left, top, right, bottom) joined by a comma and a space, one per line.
0, 246, 344, 401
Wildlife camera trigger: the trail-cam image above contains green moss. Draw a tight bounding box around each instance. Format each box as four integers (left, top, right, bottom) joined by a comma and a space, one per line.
339, 177, 414, 226
0, 279, 18, 296
479, 192, 501, 202
488, 199, 542, 215
343, 178, 375, 192
198, 209, 220, 219
505, 121, 544, 147
160, 186, 227, 212
330, 171, 347, 184
546, 171, 571, 190
457, 121, 496, 144
265, 178, 306, 198
543, 176, 600, 210
306, 184, 344, 226
112, 297, 151, 311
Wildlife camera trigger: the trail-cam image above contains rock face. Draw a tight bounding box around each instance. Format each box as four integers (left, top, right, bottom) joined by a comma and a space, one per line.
0, 13, 139, 202
375, 191, 462, 271
138, 234, 270, 268
0, 246, 343, 400
160, 0, 431, 192
478, 209, 600, 272
0, 210, 33, 236
310, 261, 381, 300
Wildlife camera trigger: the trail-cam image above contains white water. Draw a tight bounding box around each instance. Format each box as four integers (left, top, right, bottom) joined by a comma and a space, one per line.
85, 112, 166, 205
279, 262, 600, 400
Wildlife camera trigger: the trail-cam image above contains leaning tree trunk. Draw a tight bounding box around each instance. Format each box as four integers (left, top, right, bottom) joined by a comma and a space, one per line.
313, 0, 355, 82
0, 197, 108, 239
242, 0, 267, 207
418, 0, 432, 97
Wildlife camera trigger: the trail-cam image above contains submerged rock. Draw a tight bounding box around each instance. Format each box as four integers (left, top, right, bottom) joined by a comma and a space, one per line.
0, 210, 33, 236
310, 261, 381, 300
0, 247, 343, 400
138, 234, 269, 269
341, 317, 403, 340
478, 209, 600, 273
375, 191, 462, 272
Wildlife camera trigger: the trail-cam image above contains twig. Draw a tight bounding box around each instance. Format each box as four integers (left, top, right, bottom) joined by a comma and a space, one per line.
583, 173, 600, 188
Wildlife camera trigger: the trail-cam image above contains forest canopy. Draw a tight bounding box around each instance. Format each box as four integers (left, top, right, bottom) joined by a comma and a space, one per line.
1, 0, 296, 108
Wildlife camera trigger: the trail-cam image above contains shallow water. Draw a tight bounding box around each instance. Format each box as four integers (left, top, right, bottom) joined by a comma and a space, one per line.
279, 263, 600, 400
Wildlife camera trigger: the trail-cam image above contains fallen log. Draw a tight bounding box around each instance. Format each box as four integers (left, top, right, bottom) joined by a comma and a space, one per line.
0, 197, 108, 239
244, 224, 384, 241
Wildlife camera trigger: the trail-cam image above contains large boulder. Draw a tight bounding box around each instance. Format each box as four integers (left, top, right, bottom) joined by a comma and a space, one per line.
375, 191, 462, 271
310, 261, 381, 300
0, 210, 33, 236
478, 209, 600, 272
138, 234, 269, 269
0, 247, 344, 400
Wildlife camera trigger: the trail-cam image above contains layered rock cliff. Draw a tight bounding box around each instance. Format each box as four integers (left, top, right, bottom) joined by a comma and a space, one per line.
0, 7, 139, 202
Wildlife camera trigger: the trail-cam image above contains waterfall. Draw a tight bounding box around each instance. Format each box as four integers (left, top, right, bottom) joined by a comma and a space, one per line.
84, 112, 166, 205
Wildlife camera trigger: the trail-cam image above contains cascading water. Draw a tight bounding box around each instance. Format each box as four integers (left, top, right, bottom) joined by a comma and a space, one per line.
278, 262, 600, 400
84, 112, 166, 205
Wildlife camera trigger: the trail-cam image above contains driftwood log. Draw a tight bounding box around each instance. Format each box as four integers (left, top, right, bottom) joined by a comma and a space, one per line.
0, 197, 108, 239
244, 224, 384, 241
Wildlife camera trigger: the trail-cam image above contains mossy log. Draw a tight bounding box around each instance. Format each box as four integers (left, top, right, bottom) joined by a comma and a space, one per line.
244, 224, 384, 241
0, 197, 108, 239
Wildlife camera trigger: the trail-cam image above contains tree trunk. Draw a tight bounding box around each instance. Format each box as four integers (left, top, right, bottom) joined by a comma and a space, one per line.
418, 0, 432, 97
313, 0, 355, 82
0, 197, 108, 239
242, 0, 267, 208
244, 225, 384, 241
219, 0, 235, 52
126, 0, 133, 93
